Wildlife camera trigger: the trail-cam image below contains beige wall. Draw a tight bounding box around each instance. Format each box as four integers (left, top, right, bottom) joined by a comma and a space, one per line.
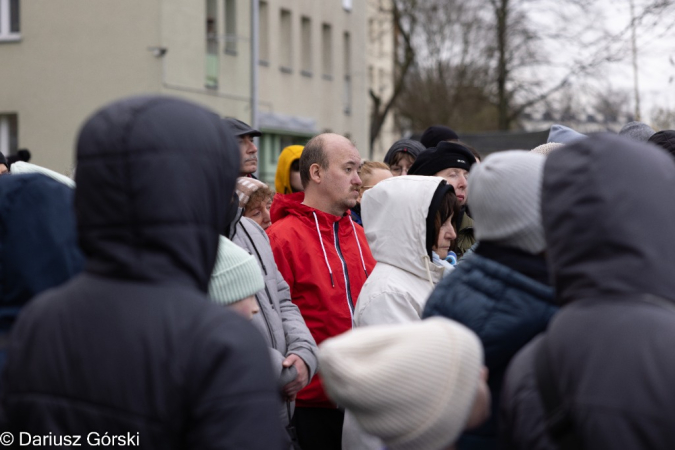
159, 0, 252, 120
0, 1, 163, 174
0, 0, 371, 173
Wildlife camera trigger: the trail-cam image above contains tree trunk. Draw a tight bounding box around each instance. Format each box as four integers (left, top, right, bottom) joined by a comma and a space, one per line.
495, 0, 510, 130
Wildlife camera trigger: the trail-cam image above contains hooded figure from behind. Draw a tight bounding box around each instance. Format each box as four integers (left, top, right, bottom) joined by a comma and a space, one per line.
500, 134, 675, 450
0, 174, 84, 374
0, 96, 286, 449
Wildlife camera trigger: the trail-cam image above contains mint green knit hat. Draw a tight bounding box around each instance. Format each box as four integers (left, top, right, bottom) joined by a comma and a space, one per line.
208, 236, 265, 305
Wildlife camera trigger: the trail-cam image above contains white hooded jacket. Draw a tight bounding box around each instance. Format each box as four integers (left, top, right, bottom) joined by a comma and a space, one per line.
355, 176, 447, 327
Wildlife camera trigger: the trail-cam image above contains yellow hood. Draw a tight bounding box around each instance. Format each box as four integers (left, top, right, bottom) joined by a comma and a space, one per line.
275, 145, 304, 194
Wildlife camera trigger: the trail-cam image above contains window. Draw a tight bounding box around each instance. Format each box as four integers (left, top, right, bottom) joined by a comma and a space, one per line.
0, 114, 18, 158
279, 9, 292, 71
321, 24, 332, 79
259, 1, 269, 63
343, 32, 351, 114
258, 132, 311, 184
0, 0, 20, 41
224, 0, 236, 54
205, 0, 219, 89
301, 17, 311, 76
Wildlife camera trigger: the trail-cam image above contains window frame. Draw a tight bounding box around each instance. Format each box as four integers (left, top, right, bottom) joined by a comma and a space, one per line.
0, 0, 21, 42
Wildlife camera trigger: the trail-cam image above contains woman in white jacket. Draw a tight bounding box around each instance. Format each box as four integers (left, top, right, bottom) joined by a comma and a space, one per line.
343, 176, 460, 450
354, 175, 459, 326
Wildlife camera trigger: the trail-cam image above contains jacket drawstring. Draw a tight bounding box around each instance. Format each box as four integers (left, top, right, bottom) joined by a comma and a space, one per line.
422, 255, 435, 288
349, 216, 369, 277
240, 222, 267, 276
313, 212, 335, 287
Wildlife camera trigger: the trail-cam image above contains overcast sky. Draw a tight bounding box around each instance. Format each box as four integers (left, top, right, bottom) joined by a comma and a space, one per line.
603, 0, 675, 120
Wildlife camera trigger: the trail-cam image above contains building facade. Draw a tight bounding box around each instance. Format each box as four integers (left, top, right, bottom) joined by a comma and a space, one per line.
0, 0, 369, 184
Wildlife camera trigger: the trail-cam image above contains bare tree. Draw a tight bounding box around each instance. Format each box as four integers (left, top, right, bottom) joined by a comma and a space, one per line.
487, 0, 675, 130
652, 107, 675, 130
381, 0, 675, 138
368, 0, 416, 156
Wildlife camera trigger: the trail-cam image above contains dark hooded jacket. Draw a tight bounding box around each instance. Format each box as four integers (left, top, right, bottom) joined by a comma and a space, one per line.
500, 133, 675, 450
0, 96, 286, 449
0, 174, 84, 373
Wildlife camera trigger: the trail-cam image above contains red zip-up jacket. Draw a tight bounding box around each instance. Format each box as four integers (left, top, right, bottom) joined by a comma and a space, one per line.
267, 192, 376, 408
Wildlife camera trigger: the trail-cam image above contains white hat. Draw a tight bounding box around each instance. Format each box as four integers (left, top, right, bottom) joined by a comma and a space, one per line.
319, 317, 483, 450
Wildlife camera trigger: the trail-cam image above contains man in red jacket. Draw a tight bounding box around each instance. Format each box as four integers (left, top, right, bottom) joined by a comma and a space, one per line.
267, 133, 376, 450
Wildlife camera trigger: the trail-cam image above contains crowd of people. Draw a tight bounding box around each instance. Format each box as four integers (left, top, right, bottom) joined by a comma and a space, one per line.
1, 94, 675, 450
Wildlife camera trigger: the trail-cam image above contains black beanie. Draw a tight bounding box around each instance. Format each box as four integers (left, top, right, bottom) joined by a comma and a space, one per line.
648, 130, 675, 157
426, 182, 454, 258
409, 142, 476, 176
383, 139, 425, 165
420, 125, 459, 148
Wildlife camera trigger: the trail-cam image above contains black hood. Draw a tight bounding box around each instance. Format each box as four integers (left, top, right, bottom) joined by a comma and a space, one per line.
75, 96, 240, 292
0, 174, 83, 311
542, 133, 675, 305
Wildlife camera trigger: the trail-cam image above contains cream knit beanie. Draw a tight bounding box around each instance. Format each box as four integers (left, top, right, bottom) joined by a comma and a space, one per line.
468, 150, 546, 254
319, 317, 483, 450
208, 236, 264, 305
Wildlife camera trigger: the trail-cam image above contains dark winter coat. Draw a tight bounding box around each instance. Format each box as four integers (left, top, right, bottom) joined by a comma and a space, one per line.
500, 133, 675, 450
0, 96, 286, 449
423, 243, 556, 450
0, 174, 84, 374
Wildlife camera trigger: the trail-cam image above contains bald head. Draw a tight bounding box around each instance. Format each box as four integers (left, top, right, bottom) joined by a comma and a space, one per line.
300, 133, 362, 216
300, 133, 356, 188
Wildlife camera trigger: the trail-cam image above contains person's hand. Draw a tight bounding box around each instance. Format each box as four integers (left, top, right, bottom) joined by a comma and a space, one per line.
282, 354, 310, 401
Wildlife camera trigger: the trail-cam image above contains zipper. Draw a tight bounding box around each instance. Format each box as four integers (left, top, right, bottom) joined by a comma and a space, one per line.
333, 222, 355, 325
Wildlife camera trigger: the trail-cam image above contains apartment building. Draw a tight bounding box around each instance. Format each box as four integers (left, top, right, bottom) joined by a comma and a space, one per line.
0, 0, 369, 184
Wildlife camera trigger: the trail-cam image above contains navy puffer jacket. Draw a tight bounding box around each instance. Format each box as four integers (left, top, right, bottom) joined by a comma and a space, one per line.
423, 243, 557, 450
